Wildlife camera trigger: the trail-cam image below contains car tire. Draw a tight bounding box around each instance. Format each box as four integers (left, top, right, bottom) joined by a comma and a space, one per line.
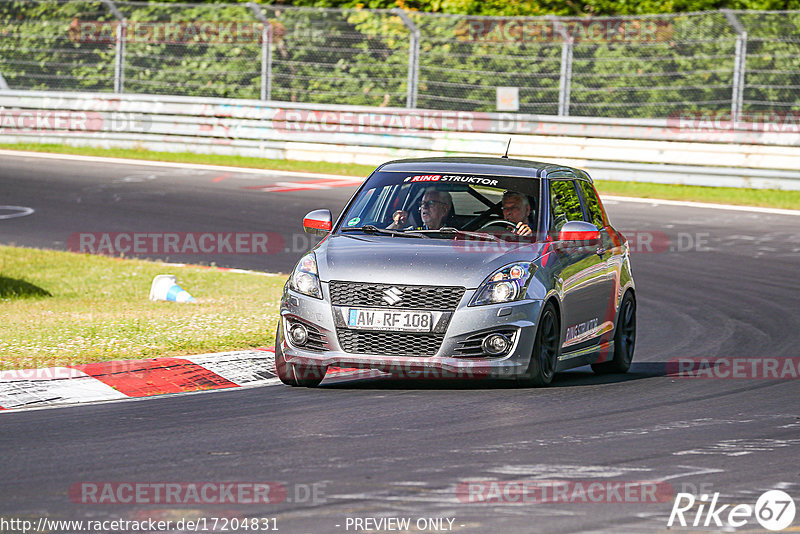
518, 302, 560, 387
274, 324, 327, 387
591, 291, 636, 375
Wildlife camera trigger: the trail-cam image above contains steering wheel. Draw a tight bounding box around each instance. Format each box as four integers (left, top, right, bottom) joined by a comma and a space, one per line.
479, 220, 518, 232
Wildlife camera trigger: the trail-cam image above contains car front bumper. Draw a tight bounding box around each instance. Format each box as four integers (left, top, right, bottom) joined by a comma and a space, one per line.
279, 285, 544, 380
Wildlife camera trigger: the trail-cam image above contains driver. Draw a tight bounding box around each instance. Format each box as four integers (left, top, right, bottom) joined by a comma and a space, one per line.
502, 191, 533, 236
388, 188, 452, 230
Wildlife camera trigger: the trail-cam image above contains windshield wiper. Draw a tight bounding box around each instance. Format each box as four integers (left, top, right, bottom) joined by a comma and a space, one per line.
413, 227, 502, 242
340, 225, 430, 238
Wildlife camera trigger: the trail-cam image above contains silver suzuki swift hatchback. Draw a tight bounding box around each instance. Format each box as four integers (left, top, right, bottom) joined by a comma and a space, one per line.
276, 157, 636, 387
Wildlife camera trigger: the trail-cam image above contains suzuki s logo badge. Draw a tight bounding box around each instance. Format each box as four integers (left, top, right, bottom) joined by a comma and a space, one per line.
382, 286, 403, 305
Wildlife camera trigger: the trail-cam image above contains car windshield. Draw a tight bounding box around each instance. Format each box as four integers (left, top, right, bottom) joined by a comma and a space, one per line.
337, 171, 540, 241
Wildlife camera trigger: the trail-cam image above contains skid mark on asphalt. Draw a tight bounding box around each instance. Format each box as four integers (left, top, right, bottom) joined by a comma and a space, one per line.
317, 464, 736, 531
113, 173, 158, 183
486, 464, 651, 478
674, 437, 800, 456
456, 417, 763, 454
212, 172, 232, 183
244, 177, 363, 193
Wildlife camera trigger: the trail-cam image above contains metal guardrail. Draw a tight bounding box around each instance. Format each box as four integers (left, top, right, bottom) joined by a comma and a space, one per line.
1, 91, 799, 190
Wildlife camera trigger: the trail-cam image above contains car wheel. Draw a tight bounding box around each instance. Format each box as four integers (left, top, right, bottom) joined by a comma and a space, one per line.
592, 291, 636, 374
274, 324, 327, 387
519, 302, 560, 387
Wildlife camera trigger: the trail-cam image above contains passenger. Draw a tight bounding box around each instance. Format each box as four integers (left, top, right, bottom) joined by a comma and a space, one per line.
388, 188, 453, 230
502, 190, 533, 236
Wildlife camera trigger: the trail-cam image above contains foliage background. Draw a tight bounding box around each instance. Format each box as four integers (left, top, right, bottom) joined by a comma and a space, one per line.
1, 0, 798, 118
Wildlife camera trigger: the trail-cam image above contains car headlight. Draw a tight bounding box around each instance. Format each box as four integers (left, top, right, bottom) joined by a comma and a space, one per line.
470, 263, 535, 306
290, 252, 322, 299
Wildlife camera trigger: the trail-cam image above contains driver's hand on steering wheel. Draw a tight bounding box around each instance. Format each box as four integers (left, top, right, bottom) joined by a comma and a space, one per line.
387, 210, 409, 229
515, 222, 532, 236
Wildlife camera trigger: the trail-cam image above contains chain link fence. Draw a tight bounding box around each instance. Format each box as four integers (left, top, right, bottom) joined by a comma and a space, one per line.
1, 0, 798, 119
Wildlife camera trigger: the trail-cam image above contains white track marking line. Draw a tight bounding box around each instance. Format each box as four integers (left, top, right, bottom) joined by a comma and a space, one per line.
0, 149, 362, 180
0, 205, 35, 219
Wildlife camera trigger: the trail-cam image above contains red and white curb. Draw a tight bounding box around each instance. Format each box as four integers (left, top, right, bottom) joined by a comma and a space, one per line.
0, 349, 383, 411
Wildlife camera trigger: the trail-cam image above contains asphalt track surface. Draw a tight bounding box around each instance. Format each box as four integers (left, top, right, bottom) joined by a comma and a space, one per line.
1, 152, 800, 533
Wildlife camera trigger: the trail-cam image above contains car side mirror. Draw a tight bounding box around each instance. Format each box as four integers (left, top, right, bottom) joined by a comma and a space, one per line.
557, 221, 601, 247
302, 209, 332, 236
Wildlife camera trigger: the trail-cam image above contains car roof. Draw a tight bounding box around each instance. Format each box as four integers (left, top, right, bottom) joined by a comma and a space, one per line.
375, 157, 591, 181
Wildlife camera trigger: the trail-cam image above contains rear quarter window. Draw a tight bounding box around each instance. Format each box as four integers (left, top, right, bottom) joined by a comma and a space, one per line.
549, 180, 584, 233
578, 181, 605, 229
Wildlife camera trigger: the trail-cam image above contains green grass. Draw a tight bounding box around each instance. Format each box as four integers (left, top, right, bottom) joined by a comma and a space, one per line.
2, 143, 799, 210
0, 245, 286, 370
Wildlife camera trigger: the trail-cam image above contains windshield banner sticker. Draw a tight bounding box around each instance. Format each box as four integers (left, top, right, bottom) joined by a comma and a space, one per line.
405, 175, 499, 186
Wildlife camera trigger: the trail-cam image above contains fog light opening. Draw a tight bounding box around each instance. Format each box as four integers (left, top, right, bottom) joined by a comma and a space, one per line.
289, 323, 309, 346
482, 333, 511, 355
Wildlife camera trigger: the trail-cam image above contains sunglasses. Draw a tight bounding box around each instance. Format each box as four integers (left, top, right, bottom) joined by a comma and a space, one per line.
420, 200, 447, 209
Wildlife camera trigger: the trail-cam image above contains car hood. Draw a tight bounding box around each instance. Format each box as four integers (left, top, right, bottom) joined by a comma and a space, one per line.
315, 234, 546, 289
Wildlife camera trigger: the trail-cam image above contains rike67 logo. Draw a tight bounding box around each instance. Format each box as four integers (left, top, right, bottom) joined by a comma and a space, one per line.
668, 490, 796, 531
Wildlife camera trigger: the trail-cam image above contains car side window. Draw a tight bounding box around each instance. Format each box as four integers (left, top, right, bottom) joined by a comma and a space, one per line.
549, 180, 583, 234
578, 181, 605, 229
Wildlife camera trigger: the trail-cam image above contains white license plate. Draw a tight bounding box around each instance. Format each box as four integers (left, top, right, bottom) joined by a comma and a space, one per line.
347, 308, 432, 332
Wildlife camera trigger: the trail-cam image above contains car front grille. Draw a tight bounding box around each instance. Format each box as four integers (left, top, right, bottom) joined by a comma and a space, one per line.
337, 330, 445, 356
329, 281, 465, 311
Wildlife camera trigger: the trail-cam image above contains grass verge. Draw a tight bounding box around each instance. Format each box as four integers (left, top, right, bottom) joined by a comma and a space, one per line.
2, 142, 799, 211
0, 245, 285, 370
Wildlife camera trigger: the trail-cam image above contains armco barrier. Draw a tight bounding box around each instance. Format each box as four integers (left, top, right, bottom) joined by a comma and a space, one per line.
1, 90, 799, 190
